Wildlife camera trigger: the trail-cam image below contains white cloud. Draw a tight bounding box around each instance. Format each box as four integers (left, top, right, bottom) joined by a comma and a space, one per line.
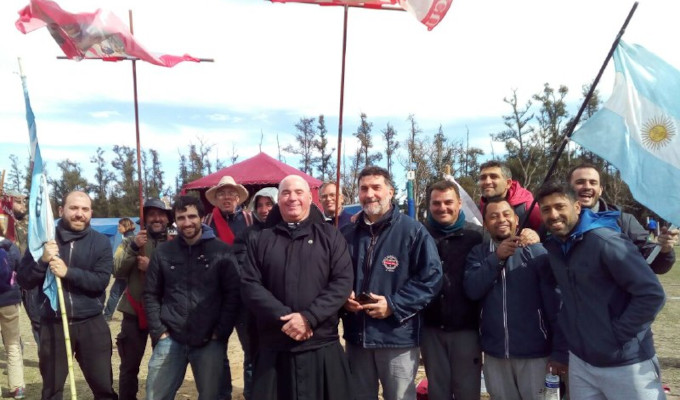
3, 0, 680, 189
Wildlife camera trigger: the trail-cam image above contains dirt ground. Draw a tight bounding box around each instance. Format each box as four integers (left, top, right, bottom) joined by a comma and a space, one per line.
8, 267, 680, 399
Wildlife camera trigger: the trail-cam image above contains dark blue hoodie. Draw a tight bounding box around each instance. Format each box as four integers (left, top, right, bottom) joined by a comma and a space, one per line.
543, 209, 665, 367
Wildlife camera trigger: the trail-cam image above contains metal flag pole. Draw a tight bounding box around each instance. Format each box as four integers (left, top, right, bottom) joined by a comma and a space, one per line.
334, 4, 349, 227
519, 1, 638, 231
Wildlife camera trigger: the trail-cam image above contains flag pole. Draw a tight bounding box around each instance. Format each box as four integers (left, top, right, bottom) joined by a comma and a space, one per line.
18, 58, 77, 400
334, 4, 349, 227
129, 10, 145, 233
55, 273, 77, 400
519, 1, 638, 230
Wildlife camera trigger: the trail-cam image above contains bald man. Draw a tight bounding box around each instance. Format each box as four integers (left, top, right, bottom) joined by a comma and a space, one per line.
241, 175, 354, 400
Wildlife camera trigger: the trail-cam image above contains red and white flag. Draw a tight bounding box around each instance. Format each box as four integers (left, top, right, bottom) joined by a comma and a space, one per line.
15, 0, 198, 67
271, 0, 452, 30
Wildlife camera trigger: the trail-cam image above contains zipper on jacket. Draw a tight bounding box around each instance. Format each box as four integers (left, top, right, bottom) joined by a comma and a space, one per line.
67, 242, 75, 324
538, 309, 547, 340
502, 268, 509, 358
360, 225, 380, 294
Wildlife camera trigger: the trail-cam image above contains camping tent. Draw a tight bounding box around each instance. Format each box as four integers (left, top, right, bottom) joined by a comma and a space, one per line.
90, 218, 139, 254
181, 152, 323, 207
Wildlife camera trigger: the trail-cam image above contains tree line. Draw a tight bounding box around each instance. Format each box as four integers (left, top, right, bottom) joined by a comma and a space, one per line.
3, 82, 649, 222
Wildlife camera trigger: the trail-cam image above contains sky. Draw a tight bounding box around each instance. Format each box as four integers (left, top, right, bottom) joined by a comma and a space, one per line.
2, 0, 680, 197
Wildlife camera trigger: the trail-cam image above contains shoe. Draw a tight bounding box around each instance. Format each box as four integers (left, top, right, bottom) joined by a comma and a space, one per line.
11, 387, 25, 399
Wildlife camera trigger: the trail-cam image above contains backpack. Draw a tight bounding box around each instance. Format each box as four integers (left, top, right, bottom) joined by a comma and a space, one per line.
0, 248, 14, 292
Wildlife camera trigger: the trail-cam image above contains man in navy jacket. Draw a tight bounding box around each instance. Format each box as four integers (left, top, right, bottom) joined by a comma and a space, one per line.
537, 181, 666, 399
342, 166, 442, 400
465, 197, 565, 399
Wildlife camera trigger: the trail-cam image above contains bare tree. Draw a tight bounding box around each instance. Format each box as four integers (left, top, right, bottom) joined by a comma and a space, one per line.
382, 123, 399, 175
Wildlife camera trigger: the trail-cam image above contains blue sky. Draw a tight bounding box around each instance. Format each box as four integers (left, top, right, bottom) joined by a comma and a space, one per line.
2, 0, 680, 196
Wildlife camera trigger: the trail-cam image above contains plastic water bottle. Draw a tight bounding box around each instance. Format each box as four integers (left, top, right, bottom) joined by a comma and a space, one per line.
544, 373, 560, 400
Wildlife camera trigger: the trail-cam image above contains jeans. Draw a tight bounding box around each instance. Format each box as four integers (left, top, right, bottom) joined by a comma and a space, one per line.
569, 352, 665, 400
146, 336, 225, 400
104, 278, 127, 320
346, 344, 420, 400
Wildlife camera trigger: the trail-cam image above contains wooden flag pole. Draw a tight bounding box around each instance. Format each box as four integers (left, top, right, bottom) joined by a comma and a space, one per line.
56, 275, 77, 400
519, 1, 639, 231
129, 10, 145, 238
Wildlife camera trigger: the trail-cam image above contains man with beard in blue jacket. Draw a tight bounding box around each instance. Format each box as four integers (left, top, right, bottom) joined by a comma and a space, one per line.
537, 181, 666, 399
342, 166, 442, 400
18, 191, 117, 399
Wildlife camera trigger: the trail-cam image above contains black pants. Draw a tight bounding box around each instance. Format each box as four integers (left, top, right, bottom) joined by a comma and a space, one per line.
252, 341, 353, 400
116, 313, 149, 400
39, 315, 118, 400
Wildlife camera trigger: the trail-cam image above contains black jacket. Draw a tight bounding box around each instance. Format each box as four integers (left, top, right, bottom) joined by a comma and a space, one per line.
596, 199, 675, 274
241, 206, 354, 352
0, 239, 22, 307
17, 222, 112, 320
144, 225, 240, 346
422, 222, 483, 331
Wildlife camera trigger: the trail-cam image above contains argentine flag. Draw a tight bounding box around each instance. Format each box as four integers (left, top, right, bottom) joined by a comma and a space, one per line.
21, 72, 58, 311
572, 41, 680, 226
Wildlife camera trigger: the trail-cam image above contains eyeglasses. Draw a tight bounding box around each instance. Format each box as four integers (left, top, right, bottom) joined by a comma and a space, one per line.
320, 194, 336, 200
216, 191, 239, 199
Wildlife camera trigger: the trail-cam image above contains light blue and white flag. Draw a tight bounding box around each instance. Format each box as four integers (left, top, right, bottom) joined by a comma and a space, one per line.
21, 69, 58, 311
572, 41, 680, 226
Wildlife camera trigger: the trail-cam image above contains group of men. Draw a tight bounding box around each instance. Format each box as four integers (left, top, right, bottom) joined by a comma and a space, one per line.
1, 159, 677, 400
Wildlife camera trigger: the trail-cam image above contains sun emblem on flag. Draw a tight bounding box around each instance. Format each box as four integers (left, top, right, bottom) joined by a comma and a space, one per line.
641, 115, 675, 150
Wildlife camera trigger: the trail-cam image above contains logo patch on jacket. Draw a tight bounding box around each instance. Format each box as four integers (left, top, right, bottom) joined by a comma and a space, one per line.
382, 255, 399, 272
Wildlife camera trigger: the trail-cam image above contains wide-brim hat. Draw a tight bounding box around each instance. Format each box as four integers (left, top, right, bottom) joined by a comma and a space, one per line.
205, 176, 249, 207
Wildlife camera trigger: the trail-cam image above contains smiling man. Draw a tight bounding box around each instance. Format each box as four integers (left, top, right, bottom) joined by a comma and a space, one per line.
17, 191, 117, 399
319, 181, 353, 228
241, 175, 354, 400
464, 197, 565, 399
420, 180, 483, 400
341, 166, 442, 400
568, 162, 677, 274
537, 180, 666, 399
144, 196, 240, 400
478, 161, 542, 230
112, 198, 172, 400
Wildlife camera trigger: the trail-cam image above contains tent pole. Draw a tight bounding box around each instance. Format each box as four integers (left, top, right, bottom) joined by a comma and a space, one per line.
334, 4, 349, 227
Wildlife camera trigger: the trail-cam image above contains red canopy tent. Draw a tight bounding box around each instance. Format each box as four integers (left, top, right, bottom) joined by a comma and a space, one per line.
181, 152, 323, 208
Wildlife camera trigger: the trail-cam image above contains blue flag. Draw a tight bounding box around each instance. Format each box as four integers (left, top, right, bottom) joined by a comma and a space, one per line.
572, 41, 680, 226
21, 71, 58, 311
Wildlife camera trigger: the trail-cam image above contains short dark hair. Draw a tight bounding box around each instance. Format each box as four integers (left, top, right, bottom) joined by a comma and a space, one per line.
567, 162, 600, 182
482, 196, 513, 219
62, 191, 92, 207
427, 180, 460, 202
319, 181, 340, 194
357, 166, 394, 189
479, 161, 512, 180
118, 218, 135, 233
535, 180, 578, 204
172, 196, 205, 218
